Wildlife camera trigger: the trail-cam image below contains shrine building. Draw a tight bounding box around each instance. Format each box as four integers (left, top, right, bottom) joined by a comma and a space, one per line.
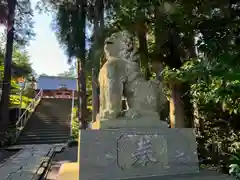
36, 75, 77, 98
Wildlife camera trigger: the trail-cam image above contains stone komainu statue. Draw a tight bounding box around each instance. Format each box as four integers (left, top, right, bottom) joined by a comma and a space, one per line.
97, 31, 167, 121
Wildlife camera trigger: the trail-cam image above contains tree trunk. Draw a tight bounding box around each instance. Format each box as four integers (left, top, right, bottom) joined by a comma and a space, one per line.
91, 0, 104, 122
169, 83, 185, 128
91, 1, 99, 123
136, 23, 149, 80
153, 5, 170, 121
76, 0, 87, 129
76, 59, 81, 124
91, 68, 98, 122
79, 60, 87, 129
0, 0, 16, 129
183, 36, 197, 128
154, 5, 164, 55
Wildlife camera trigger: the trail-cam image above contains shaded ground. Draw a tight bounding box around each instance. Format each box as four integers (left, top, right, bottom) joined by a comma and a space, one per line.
45, 146, 78, 180
0, 148, 20, 163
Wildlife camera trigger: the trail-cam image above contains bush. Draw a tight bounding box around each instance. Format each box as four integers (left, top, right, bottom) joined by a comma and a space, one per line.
0, 127, 16, 147
229, 150, 240, 179
70, 106, 93, 140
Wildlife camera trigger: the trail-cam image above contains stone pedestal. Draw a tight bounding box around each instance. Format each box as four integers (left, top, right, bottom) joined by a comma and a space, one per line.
78, 119, 200, 180
75, 119, 236, 180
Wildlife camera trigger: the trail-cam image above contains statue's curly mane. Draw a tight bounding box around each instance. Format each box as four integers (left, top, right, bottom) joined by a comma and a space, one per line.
104, 31, 135, 62
98, 31, 167, 122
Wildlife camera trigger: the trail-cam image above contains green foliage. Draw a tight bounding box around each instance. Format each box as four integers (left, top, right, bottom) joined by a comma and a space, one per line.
163, 54, 240, 115
10, 95, 32, 108
12, 47, 33, 78
70, 105, 93, 141
0, 0, 35, 46
71, 108, 79, 140
57, 65, 76, 78
0, 36, 33, 79
14, 0, 35, 46
229, 150, 240, 179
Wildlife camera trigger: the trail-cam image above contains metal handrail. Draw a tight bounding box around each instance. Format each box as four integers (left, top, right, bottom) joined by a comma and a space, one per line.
15, 89, 43, 139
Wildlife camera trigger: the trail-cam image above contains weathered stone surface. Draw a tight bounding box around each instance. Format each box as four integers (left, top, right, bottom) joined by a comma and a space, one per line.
0, 144, 66, 180
95, 118, 168, 129
97, 30, 167, 122
9, 172, 34, 180
79, 128, 199, 180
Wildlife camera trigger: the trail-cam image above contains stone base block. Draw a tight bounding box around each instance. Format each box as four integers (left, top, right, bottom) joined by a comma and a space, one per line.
78, 128, 199, 180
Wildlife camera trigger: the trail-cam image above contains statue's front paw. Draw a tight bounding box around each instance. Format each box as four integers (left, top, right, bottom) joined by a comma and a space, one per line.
124, 109, 140, 119
149, 79, 160, 86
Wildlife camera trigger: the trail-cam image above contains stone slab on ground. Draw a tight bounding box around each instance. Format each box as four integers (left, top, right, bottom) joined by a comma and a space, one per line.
0, 149, 19, 163
79, 128, 199, 180
0, 144, 66, 180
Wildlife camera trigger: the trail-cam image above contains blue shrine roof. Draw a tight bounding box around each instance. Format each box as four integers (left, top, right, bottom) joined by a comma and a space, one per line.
37, 75, 77, 90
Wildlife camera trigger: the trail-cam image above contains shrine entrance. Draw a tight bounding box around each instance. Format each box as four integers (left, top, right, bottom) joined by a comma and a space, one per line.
41, 88, 76, 99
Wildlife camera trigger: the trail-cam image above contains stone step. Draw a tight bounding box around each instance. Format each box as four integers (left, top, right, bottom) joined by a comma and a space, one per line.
18, 135, 69, 140
31, 115, 69, 118
19, 134, 69, 139
20, 134, 70, 138
22, 128, 70, 133
26, 118, 70, 121
21, 129, 70, 135
26, 117, 69, 120
23, 126, 70, 129
17, 98, 72, 145
18, 138, 69, 145
23, 128, 70, 132
29, 119, 67, 121
19, 134, 70, 139
25, 122, 70, 126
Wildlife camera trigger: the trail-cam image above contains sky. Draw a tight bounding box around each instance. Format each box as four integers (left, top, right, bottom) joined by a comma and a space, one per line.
0, 0, 70, 76
27, 0, 70, 76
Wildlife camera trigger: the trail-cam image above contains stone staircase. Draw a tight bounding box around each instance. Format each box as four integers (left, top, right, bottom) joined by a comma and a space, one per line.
17, 98, 72, 144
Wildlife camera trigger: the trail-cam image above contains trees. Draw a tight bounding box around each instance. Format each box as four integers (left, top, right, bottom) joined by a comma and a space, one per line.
0, 34, 34, 93
0, 0, 17, 128
48, 0, 88, 129
12, 47, 33, 78
57, 65, 76, 78
0, 0, 34, 127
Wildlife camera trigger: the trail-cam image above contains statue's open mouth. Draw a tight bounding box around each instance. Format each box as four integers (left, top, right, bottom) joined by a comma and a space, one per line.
105, 41, 113, 44
131, 49, 140, 62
